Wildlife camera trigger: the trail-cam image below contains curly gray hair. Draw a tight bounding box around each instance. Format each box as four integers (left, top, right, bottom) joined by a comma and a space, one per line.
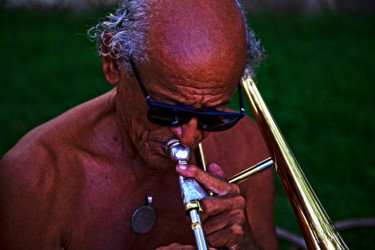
88, 0, 264, 77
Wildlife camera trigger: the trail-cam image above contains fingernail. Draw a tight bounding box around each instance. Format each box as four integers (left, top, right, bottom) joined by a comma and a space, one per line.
178, 163, 188, 170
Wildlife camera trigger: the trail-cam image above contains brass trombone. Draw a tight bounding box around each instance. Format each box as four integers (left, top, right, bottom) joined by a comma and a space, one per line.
198, 75, 348, 249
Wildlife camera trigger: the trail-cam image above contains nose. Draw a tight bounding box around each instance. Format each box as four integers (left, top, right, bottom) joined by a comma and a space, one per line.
169, 118, 202, 147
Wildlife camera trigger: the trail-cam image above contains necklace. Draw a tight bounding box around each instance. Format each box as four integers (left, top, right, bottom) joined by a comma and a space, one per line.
129, 166, 169, 235
131, 195, 156, 234
112, 111, 167, 234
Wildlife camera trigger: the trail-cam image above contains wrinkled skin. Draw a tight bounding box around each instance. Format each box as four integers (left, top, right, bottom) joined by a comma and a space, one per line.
0, 0, 277, 249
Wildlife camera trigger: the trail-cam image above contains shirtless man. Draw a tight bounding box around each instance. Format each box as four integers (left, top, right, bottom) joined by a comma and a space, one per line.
0, 0, 277, 249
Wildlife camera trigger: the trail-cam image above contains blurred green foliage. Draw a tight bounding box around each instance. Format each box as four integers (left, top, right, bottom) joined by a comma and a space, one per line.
0, 8, 114, 154
250, 12, 375, 248
0, 7, 374, 249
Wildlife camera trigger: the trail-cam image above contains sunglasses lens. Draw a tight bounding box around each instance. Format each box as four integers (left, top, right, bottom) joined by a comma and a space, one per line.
147, 106, 191, 127
199, 115, 242, 131
147, 104, 244, 131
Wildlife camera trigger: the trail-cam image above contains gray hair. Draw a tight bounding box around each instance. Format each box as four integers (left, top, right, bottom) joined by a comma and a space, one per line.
88, 0, 150, 71
89, 0, 265, 76
238, 3, 265, 77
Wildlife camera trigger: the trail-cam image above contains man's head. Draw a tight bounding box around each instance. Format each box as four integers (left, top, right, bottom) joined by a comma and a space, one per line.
90, 0, 264, 77
90, 0, 264, 169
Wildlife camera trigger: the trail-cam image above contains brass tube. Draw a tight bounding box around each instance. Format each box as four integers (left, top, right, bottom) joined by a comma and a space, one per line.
228, 157, 274, 184
241, 75, 348, 249
198, 143, 207, 172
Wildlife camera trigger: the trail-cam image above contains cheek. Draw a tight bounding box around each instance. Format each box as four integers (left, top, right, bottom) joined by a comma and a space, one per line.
116, 82, 173, 167
117, 87, 150, 138
127, 111, 158, 153
136, 127, 177, 169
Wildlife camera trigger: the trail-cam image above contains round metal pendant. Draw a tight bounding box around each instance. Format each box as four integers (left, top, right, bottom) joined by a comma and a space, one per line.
131, 205, 156, 234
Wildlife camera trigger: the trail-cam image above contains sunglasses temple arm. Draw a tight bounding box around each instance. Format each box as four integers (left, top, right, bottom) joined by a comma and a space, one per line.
238, 82, 245, 113
130, 59, 150, 99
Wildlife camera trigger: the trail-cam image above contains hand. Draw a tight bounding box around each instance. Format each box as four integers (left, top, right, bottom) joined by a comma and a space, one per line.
155, 243, 195, 250
176, 163, 259, 249
155, 243, 217, 250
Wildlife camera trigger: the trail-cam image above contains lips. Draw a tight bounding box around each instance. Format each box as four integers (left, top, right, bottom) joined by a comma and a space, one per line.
149, 139, 171, 158
147, 131, 202, 160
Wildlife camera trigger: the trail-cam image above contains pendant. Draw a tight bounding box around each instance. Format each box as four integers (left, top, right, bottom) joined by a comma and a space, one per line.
131, 196, 156, 234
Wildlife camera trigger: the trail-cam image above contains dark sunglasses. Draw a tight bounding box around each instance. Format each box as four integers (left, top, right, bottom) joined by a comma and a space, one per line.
130, 60, 245, 132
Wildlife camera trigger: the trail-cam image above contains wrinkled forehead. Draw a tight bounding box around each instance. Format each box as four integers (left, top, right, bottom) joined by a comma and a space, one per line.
145, 0, 247, 90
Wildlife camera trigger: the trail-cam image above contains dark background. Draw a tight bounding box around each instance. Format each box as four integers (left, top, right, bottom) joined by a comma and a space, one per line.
0, 2, 374, 248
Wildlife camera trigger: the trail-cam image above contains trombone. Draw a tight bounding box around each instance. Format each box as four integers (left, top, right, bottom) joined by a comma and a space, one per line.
197, 75, 348, 249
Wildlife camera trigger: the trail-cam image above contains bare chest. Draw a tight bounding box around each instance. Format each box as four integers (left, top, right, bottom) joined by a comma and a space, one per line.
64, 168, 196, 249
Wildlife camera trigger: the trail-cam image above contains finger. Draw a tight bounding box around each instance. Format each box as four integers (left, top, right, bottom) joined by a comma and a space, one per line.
203, 209, 246, 236
206, 162, 227, 181
176, 164, 240, 196
155, 243, 195, 250
206, 223, 245, 249
200, 195, 246, 221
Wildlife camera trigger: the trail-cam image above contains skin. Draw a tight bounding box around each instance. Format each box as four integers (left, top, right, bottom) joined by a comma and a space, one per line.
0, 0, 277, 249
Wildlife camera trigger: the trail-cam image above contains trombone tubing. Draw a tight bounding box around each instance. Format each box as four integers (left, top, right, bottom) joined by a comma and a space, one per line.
228, 157, 274, 184
241, 75, 348, 249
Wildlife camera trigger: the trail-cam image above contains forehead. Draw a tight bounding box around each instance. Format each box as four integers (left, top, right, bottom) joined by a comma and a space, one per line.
144, 0, 247, 92
138, 68, 235, 110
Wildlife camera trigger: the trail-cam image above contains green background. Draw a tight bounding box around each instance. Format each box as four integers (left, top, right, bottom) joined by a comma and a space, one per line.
0, 7, 374, 249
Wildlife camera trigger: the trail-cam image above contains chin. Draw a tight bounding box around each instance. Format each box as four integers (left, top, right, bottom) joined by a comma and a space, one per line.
146, 155, 176, 170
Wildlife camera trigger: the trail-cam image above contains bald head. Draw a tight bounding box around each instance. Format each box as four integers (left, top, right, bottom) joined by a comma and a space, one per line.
146, 0, 247, 84
92, 0, 263, 77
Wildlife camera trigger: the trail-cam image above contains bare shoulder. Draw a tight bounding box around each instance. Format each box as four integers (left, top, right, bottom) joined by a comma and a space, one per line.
0, 108, 63, 189
0, 98, 91, 245
0, 89, 117, 203
0, 90, 117, 248
0, 133, 63, 248
0, 135, 49, 193
0, 89, 111, 187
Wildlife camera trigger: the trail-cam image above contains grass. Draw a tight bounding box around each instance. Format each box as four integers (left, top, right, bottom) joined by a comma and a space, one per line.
0, 7, 374, 249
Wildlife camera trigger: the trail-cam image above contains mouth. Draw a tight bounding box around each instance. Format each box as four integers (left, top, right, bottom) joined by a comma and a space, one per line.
150, 139, 172, 158
148, 132, 202, 161
151, 139, 194, 160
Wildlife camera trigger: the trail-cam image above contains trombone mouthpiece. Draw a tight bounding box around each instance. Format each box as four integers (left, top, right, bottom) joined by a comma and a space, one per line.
165, 139, 190, 165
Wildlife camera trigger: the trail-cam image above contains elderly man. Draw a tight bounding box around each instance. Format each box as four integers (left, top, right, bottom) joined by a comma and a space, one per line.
0, 0, 277, 249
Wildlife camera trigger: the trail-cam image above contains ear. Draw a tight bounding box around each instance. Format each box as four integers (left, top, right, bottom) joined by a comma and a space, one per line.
102, 55, 121, 86
101, 33, 122, 86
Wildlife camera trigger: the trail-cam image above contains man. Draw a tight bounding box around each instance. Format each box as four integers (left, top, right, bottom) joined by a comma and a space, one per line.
0, 0, 277, 249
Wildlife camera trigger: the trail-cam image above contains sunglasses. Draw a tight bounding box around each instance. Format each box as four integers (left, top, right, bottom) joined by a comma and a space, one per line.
130, 60, 245, 132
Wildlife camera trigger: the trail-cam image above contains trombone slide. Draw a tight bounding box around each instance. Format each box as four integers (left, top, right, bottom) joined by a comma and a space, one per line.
228, 157, 274, 184
165, 139, 208, 250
